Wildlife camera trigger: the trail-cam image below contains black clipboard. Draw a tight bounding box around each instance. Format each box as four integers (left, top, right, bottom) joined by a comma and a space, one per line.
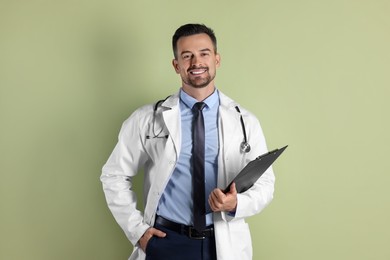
224, 145, 288, 193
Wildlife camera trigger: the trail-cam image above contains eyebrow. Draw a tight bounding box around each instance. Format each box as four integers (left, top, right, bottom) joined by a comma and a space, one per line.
180, 48, 212, 56
180, 51, 192, 56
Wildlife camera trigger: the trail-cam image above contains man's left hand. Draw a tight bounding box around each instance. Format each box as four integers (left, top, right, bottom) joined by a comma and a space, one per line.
208, 182, 237, 212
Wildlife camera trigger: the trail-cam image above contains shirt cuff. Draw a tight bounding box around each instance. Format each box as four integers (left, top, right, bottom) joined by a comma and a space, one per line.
227, 210, 236, 217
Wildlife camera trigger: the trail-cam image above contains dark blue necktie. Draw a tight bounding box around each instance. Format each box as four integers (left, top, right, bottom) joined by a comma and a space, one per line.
192, 102, 206, 232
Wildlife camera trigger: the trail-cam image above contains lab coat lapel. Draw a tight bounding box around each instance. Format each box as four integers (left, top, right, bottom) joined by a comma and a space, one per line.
143, 94, 181, 223
219, 92, 241, 154
161, 94, 181, 159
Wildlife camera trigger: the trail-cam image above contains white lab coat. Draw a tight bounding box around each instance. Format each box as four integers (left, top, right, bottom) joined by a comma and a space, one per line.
101, 90, 275, 260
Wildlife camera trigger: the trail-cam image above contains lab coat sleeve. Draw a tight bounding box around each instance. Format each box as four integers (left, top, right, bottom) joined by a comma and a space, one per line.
233, 166, 275, 219
100, 110, 150, 246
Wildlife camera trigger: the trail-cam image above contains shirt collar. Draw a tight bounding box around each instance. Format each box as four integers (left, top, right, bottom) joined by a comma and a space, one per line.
180, 88, 220, 110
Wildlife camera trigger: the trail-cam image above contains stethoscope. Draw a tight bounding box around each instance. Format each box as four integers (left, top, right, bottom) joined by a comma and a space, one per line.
235, 106, 251, 153
147, 98, 251, 153
146, 99, 170, 139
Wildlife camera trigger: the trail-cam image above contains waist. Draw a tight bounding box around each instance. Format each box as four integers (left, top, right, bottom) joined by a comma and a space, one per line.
155, 215, 214, 240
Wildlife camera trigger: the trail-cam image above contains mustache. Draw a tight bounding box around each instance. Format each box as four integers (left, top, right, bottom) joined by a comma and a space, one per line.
187, 66, 208, 72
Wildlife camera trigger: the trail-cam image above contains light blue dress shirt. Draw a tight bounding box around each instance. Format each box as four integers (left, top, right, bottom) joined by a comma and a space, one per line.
157, 88, 220, 226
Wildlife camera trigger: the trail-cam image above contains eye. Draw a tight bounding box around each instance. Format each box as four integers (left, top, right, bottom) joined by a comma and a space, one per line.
201, 52, 210, 57
182, 54, 192, 60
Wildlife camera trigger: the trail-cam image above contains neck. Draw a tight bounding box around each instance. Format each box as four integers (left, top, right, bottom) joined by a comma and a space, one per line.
182, 84, 216, 102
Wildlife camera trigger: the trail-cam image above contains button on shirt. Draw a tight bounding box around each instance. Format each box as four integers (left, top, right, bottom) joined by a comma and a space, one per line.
157, 89, 220, 226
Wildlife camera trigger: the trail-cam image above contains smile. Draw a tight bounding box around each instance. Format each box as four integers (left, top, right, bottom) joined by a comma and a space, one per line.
189, 68, 208, 75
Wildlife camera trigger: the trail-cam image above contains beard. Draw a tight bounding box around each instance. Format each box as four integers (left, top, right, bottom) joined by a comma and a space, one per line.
182, 68, 216, 89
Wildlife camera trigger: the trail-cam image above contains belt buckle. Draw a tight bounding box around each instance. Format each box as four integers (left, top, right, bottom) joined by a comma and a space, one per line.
188, 227, 206, 240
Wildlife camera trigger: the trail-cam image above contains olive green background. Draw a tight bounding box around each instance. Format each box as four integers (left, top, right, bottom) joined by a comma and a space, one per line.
1, 0, 389, 259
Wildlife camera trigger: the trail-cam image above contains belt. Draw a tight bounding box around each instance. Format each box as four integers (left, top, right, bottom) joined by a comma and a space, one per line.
155, 215, 214, 240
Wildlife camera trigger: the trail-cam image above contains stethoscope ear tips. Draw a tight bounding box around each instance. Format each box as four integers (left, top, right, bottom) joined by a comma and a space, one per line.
240, 142, 251, 153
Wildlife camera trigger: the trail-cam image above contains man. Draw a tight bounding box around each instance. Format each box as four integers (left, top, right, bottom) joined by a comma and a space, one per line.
101, 23, 275, 260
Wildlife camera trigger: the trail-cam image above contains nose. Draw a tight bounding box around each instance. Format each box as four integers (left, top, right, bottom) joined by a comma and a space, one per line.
191, 55, 201, 67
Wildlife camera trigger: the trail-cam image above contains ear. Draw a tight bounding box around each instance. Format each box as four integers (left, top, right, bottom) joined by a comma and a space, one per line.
215, 53, 221, 68
172, 59, 180, 74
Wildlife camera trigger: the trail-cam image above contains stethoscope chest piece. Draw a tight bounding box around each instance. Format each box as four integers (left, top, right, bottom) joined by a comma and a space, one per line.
240, 141, 251, 153
236, 106, 251, 153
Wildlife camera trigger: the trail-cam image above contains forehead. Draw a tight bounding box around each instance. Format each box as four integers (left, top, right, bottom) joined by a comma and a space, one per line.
176, 33, 215, 52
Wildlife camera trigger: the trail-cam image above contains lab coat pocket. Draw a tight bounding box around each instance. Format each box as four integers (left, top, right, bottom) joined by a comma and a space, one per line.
144, 134, 169, 162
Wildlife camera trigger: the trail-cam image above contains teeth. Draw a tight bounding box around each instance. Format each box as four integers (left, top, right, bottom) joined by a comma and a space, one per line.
190, 69, 206, 75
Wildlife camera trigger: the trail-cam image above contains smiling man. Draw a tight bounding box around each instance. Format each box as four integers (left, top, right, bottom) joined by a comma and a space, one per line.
101, 23, 275, 260
173, 32, 220, 92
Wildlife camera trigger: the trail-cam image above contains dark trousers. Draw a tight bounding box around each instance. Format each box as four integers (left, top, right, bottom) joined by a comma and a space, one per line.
145, 223, 217, 260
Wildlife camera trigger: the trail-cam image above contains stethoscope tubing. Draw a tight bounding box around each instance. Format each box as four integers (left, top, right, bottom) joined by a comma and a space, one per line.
148, 99, 251, 153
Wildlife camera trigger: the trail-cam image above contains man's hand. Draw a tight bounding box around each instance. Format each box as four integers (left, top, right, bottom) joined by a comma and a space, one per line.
139, 227, 166, 252
208, 182, 238, 212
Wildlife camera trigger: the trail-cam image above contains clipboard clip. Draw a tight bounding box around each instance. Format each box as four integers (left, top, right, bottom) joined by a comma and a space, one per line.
256, 148, 279, 160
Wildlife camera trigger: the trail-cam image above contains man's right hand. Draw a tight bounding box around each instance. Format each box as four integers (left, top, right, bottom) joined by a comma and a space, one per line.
139, 227, 166, 252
